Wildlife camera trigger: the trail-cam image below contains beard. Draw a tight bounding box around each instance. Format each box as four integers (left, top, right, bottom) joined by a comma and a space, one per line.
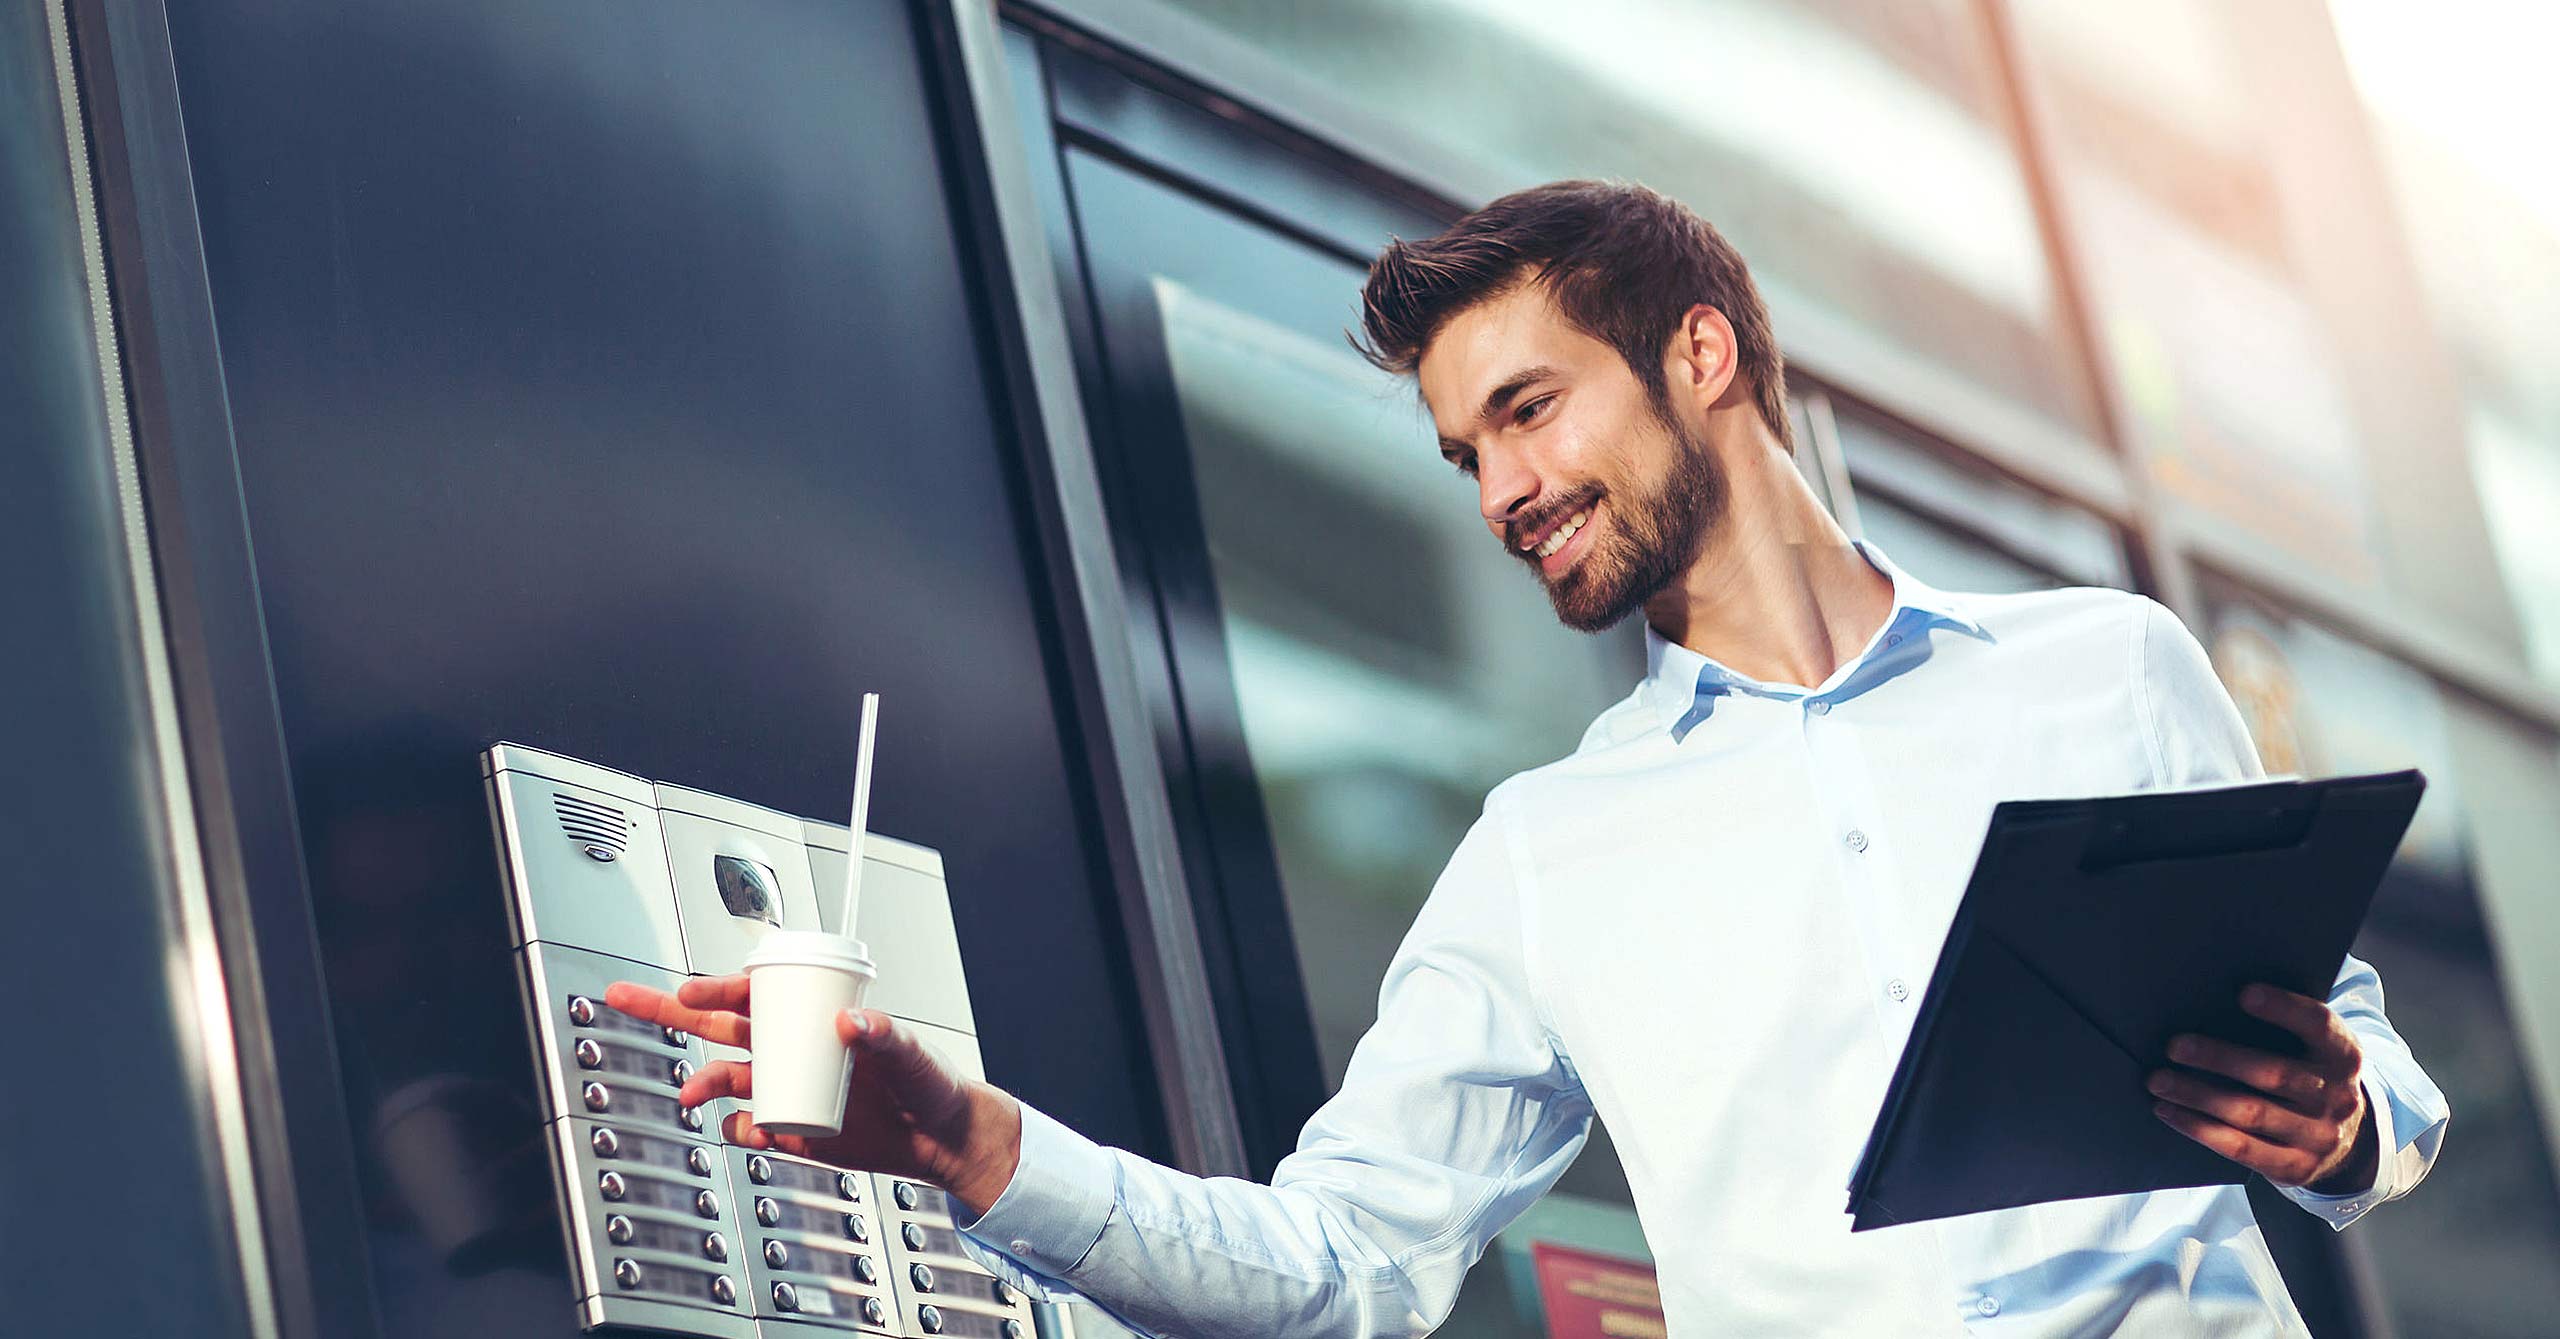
1529, 406, 1726, 633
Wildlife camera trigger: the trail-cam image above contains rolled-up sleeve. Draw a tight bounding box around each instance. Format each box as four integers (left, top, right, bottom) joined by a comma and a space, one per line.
956, 795, 1592, 1338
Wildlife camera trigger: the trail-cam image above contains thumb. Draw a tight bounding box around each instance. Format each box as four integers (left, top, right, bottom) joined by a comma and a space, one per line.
839, 1008, 962, 1105
835, 1005, 885, 1046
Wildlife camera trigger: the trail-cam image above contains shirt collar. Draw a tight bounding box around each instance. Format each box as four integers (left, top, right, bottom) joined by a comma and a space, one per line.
1641, 540, 1987, 738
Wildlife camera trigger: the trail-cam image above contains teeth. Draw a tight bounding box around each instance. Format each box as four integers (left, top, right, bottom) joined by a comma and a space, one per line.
1534, 509, 1590, 559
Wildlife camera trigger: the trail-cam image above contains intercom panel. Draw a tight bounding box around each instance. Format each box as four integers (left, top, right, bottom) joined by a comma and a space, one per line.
485, 743, 1042, 1339
656, 782, 827, 974
488, 747, 688, 969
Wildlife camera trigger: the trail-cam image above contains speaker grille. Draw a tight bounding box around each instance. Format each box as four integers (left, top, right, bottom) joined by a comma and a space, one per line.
553, 792, 633, 859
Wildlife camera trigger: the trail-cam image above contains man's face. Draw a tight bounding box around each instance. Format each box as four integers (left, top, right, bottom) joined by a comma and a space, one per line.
1417, 283, 1725, 632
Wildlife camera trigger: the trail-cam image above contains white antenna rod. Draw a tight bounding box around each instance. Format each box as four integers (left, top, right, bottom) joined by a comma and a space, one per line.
836, 692, 881, 936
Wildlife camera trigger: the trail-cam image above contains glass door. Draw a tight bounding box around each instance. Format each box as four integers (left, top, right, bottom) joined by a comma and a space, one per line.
1010, 28, 1654, 1332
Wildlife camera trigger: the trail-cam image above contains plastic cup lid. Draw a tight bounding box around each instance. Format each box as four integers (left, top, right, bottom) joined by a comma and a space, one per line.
743, 928, 876, 977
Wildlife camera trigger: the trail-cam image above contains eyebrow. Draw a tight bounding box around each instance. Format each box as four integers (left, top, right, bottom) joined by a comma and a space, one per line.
1437, 364, 1563, 456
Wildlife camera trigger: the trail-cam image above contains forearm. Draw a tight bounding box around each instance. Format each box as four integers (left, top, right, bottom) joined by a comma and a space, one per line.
946, 803, 1576, 1334
953, 1097, 1583, 1339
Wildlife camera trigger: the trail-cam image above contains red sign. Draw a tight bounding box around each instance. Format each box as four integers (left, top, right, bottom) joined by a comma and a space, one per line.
1531, 1241, 1666, 1339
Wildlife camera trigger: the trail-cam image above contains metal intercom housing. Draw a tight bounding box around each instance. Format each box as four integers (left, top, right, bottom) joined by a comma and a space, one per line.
485, 744, 1042, 1339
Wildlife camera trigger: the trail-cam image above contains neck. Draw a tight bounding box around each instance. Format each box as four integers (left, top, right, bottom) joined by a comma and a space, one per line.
1642, 440, 1892, 690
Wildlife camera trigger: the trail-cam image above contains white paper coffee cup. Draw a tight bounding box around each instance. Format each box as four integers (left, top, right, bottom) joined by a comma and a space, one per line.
742, 929, 877, 1138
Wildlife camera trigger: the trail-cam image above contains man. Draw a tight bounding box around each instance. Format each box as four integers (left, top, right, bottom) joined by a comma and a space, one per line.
609, 181, 2447, 1335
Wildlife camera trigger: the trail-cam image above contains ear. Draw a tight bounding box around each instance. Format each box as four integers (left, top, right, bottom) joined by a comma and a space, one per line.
1662, 303, 1740, 411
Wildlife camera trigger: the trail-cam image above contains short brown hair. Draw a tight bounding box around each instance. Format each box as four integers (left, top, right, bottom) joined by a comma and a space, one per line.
1355, 180, 1791, 451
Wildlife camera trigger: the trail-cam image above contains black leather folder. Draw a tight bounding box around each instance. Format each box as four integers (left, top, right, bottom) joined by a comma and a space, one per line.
1845, 770, 2425, 1232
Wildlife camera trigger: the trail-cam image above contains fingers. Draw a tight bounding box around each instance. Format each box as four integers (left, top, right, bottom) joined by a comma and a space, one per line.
602, 981, 674, 1021
678, 974, 753, 1014
722, 1110, 774, 1150
2165, 1034, 2336, 1109
679, 1058, 751, 1110
720, 1110, 813, 1159
603, 978, 752, 1047
2146, 1069, 2324, 1146
2238, 984, 2358, 1066
2153, 1101, 2326, 1187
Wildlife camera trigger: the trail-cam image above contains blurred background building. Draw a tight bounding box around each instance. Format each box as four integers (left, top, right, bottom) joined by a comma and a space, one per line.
11, 1, 2554, 1337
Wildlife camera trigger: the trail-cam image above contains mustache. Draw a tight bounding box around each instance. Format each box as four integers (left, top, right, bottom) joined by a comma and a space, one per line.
1504, 488, 1603, 555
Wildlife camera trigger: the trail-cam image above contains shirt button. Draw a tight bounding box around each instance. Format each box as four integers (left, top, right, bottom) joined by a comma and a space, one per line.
1808, 700, 1831, 715
1978, 1295, 2002, 1317
1845, 829, 1870, 854
1009, 1239, 1033, 1256
1886, 978, 1910, 1003
1887, 634, 1903, 647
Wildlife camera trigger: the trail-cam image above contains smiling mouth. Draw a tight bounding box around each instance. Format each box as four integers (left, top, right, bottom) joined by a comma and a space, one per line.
1516, 498, 1602, 578
1530, 507, 1590, 559
1515, 494, 1599, 558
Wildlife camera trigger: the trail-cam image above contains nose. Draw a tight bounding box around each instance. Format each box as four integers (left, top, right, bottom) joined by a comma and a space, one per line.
1477, 447, 1540, 536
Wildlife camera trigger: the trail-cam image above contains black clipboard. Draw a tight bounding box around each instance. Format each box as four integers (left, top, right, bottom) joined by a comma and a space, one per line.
1844, 769, 2424, 1232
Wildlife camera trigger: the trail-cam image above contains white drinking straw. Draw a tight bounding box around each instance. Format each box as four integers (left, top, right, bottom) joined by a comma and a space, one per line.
836, 692, 881, 936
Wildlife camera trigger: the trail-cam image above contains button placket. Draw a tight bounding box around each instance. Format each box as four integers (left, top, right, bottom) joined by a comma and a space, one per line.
1802, 703, 1914, 1043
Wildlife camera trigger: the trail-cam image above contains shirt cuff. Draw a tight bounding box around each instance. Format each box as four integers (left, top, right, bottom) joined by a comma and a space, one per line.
2281, 1074, 2399, 1231
955, 1101, 1117, 1281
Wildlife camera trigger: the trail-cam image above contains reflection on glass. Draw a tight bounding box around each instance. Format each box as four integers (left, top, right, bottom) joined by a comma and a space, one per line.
1831, 400, 2130, 591
1855, 495, 2059, 597
2329, 0, 2560, 682
2464, 409, 2560, 685
2201, 576, 2560, 1337
1158, 280, 1649, 1330
2009, 0, 2381, 578
1145, 0, 2103, 454
1162, 281, 1645, 1065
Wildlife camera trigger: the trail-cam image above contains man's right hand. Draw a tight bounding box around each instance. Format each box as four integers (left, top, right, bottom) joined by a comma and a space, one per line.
602, 976, 1024, 1218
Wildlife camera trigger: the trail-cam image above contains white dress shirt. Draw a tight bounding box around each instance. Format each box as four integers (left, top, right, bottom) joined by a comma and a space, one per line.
958, 542, 2448, 1337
